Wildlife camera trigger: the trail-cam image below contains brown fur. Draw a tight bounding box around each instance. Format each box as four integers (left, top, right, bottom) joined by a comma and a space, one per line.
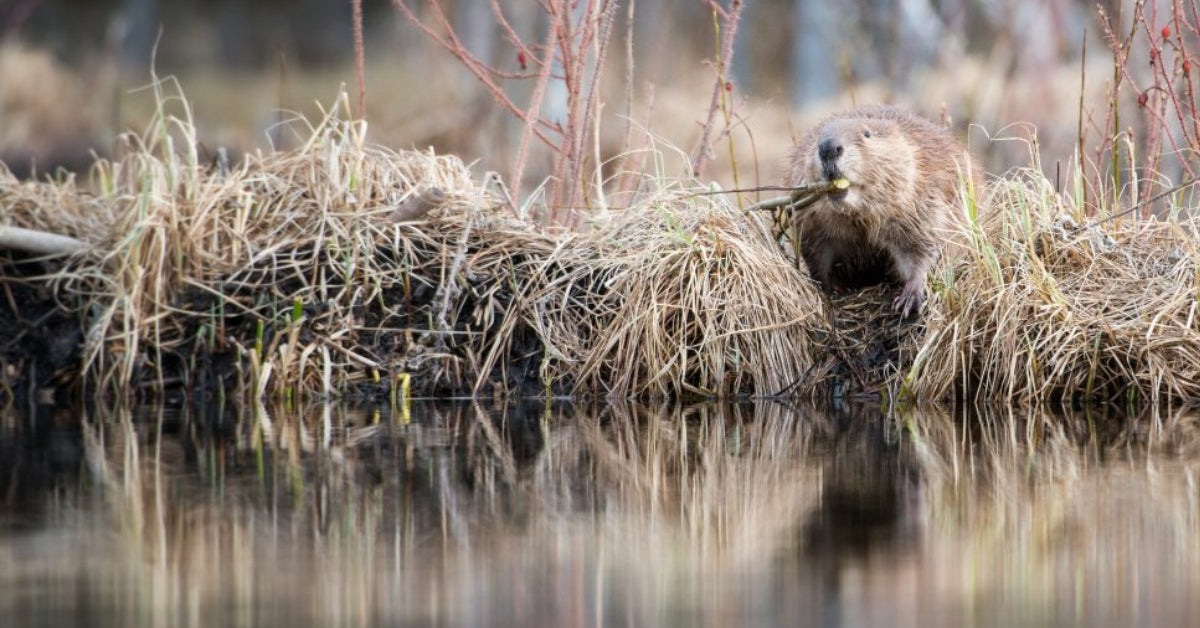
786, 104, 975, 316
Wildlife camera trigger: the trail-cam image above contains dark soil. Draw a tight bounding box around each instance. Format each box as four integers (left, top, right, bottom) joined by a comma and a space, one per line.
131, 240, 574, 404
0, 253, 84, 408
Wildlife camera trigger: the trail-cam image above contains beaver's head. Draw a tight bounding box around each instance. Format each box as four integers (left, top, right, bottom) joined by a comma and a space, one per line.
804, 116, 918, 212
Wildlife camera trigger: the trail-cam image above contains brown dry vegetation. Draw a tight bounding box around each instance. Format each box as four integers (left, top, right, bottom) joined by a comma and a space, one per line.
1, 85, 831, 403
4, 80, 1200, 406
910, 169, 1200, 404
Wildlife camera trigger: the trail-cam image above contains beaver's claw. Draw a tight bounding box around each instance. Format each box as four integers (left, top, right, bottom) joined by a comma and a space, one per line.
893, 280, 926, 319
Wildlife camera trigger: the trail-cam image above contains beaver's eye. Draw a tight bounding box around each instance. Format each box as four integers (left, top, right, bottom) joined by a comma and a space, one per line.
863, 128, 873, 138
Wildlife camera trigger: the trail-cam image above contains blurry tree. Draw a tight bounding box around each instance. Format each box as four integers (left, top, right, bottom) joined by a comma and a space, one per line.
1, 0, 1104, 93
117, 0, 155, 67
790, 0, 838, 103
4, 0, 399, 68
0, 0, 1170, 187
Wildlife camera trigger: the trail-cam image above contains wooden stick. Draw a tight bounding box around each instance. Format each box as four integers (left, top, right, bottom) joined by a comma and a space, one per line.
743, 195, 795, 212
1071, 177, 1200, 233
0, 226, 87, 256
685, 179, 846, 200
743, 191, 828, 214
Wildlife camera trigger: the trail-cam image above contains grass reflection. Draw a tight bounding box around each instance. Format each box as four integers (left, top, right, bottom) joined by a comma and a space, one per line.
1, 401, 1198, 627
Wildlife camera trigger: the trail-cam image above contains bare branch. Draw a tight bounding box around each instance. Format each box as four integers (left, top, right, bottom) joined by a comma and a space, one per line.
511, 17, 561, 205
390, 0, 559, 147
690, 1, 744, 178
351, 0, 366, 119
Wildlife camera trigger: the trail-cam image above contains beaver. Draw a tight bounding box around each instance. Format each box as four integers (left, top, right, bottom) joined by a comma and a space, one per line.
787, 104, 975, 317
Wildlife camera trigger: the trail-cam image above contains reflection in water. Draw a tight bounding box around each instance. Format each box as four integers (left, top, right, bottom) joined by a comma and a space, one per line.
1, 401, 1199, 627
798, 407, 925, 628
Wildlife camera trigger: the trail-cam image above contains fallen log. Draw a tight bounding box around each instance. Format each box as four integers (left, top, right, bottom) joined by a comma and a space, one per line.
0, 225, 87, 256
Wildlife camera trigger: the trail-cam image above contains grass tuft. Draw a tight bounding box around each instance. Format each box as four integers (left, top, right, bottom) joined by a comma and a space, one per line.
910, 168, 1200, 404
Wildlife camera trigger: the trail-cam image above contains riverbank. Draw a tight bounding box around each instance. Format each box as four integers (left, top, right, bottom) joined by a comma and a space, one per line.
3, 95, 1200, 407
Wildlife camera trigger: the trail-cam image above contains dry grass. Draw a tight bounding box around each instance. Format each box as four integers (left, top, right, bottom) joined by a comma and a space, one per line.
1, 83, 830, 401
6, 83, 1200, 405
512, 190, 828, 398
908, 168, 1200, 405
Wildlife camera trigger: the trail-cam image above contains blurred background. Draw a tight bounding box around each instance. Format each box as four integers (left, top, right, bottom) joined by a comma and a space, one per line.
0, 1, 1134, 192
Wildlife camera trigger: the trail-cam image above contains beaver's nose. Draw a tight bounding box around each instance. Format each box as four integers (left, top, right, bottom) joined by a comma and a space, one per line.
818, 138, 843, 163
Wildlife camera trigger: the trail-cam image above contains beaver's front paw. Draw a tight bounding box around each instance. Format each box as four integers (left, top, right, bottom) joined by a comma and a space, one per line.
893, 279, 927, 319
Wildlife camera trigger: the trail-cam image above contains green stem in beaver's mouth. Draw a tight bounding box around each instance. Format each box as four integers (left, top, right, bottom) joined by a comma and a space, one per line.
742, 179, 851, 213
788, 179, 850, 211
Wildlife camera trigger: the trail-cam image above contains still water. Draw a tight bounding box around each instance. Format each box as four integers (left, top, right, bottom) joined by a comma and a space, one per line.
1, 401, 1198, 627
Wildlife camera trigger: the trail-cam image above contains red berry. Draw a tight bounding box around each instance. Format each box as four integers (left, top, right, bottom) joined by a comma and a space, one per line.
517, 50, 527, 71
1185, 59, 1192, 75
1150, 48, 1159, 62
1138, 91, 1149, 107
1163, 25, 1172, 38
724, 81, 733, 92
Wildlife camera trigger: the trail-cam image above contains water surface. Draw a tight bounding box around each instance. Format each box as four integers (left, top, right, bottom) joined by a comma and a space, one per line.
2, 401, 1198, 627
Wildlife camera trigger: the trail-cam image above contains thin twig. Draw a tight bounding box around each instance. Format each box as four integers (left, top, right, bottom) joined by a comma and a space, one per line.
351, 0, 366, 119
568, 0, 620, 211
743, 196, 799, 212
1077, 29, 1087, 210
1071, 176, 1200, 233
511, 17, 559, 207
690, 0, 744, 178
391, 0, 558, 146
681, 181, 842, 199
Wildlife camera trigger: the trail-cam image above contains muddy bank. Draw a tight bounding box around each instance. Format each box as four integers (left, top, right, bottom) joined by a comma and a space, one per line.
0, 208, 866, 405
0, 96, 841, 404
